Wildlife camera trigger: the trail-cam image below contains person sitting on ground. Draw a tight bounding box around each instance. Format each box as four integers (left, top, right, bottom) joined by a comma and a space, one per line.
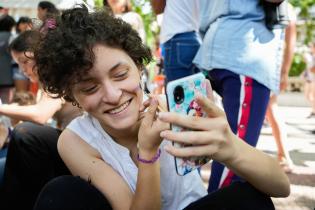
32, 6, 289, 210
0, 30, 82, 210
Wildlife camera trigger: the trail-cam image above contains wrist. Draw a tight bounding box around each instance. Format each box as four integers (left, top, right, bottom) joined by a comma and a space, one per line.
137, 148, 161, 164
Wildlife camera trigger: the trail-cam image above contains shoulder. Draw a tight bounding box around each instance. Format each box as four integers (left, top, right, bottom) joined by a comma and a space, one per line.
58, 128, 101, 160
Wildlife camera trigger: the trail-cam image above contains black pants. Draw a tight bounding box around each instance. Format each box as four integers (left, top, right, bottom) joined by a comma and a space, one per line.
0, 122, 70, 210
34, 176, 275, 210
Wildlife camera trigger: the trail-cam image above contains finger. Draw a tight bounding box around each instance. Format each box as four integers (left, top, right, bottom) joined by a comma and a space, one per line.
195, 92, 225, 118
164, 144, 216, 159
153, 118, 171, 133
158, 111, 223, 131
140, 99, 150, 112
160, 130, 222, 145
205, 79, 214, 101
137, 111, 146, 121
142, 97, 158, 127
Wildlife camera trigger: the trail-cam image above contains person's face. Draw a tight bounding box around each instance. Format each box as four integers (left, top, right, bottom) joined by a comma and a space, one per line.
107, 0, 126, 14
72, 44, 143, 134
17, 22, 31, 33
37, 7, 46, 21
11, 50, 38, 82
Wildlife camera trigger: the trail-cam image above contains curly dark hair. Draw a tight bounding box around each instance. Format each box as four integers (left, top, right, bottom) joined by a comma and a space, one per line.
9, 30, 41, 53
34, 5, 152, 105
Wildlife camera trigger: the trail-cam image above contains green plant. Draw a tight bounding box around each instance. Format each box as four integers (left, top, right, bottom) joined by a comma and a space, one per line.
289, 53, 306, 76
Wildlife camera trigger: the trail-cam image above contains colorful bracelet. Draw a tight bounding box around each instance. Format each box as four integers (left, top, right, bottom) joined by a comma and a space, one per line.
137, 149, 161, 164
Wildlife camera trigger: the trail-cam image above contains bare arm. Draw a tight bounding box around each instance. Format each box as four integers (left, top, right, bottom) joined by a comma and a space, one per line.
59, 100, 167, 210
225, 135, 290, 197
150, 0, 166, 15
280, 19, 297, 91
0, 92, 62, 124
58, 130, 133, 210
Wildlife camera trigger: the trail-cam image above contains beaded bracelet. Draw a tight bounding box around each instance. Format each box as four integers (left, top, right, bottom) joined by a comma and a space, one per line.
137, 149, 161, 164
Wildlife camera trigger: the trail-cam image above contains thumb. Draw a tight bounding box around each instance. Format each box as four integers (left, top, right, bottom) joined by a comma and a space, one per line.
205, 79, 215, 101
142, 97, 158, 127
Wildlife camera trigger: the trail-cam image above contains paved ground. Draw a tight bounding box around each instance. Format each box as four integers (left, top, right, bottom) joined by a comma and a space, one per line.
201, 92, 315, 210
259, 105, 315, 210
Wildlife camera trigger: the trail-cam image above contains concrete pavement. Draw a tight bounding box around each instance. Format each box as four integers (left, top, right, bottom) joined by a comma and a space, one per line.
258, 105, 315, 210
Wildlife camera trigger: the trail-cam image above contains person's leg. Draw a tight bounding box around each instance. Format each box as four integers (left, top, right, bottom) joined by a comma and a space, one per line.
0, 122, 70, 210
311, 82, 315, 114
266, 95, 292, 172
162, 31, 201, 82
34, 175, 112, 210
207, 69, 270, 192
183, 181, 275, 210
0, 148, 7, 187
0, 86, 14, 103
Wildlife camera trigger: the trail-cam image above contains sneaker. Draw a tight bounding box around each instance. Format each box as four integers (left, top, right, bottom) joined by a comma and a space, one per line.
306, 112, 315, 119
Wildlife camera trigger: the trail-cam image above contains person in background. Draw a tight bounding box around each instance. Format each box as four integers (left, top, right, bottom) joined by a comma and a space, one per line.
37, 1, 59, 32
193, 0, 287, 193
0, 15, 15, 103
303, 43, 315, 119
32, 6, 289, 210
265, 3, 297, 173
16, 17, 32, 33
104, 0, 146, 42
0, 30, 82, 210
151, 0, 201, 82
12, 16, 33, 93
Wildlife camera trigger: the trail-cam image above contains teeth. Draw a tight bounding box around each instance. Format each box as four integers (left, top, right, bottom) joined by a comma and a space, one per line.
107, 100, 130, 114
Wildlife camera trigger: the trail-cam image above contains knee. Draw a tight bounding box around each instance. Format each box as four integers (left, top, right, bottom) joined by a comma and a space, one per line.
34, 176, 112, 210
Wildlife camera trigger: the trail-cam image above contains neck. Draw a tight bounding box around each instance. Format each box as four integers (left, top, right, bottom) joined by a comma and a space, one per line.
105, 121, 141, 151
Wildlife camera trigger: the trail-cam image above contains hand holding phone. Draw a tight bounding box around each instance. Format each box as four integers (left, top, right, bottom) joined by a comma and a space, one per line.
166, 73, 211, 175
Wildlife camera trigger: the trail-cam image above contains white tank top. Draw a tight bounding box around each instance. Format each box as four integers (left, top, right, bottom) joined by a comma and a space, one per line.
67, 114, 207, 210
160, 0, 200, 44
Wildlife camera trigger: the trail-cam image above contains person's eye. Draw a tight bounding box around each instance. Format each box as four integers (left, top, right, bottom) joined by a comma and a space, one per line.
81, 85, 98, 94
114, 70, 128, 79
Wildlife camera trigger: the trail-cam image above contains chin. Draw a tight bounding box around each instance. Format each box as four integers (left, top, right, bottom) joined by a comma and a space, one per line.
101, 112, 140, 133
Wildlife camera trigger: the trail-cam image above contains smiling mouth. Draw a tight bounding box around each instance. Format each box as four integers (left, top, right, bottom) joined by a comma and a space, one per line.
105, 99, 132, 115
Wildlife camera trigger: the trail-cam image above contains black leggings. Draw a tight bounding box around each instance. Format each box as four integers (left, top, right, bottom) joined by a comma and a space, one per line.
0, 122, 70, 210
34, 175, 275, 210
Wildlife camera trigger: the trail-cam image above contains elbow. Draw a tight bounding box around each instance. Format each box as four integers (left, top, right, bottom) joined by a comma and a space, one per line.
273, 176, 291, 198
32, 115, 49, 125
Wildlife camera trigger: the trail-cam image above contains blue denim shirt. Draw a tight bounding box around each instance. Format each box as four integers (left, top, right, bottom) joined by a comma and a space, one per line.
193, 0, 284, 93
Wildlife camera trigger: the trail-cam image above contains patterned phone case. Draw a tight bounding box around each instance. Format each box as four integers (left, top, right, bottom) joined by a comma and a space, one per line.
166, 73, 211, 176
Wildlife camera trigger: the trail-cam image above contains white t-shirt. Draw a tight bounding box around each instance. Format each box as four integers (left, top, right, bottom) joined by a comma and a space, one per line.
67, 114, 207, 210
160, 0, 200, 44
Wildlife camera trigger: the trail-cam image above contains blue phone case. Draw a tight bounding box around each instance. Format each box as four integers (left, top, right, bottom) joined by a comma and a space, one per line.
166, 73, 211, 176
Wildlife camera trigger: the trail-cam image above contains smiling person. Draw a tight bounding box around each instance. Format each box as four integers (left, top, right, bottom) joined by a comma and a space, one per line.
33, 5, 289, 210
0, 30, 82, 210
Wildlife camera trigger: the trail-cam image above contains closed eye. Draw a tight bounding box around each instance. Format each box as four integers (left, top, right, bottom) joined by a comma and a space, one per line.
81, 85, 98, 94
114, 70, 128, 80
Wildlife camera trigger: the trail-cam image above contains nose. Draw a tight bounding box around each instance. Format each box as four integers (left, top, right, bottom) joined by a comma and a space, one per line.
101, 81, 122, 105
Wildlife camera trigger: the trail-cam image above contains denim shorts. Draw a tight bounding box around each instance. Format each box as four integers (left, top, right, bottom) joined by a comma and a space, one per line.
162, 31, 201, 82
13, 66, 28, 81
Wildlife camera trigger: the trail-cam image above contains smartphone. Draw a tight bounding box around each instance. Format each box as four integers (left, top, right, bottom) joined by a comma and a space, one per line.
166, 73, 211, 176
